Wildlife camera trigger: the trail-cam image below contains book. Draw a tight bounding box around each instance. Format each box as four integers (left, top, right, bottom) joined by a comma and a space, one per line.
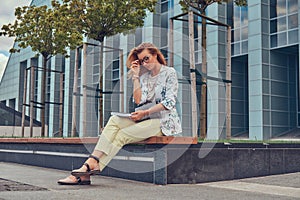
111, 112, 132, 118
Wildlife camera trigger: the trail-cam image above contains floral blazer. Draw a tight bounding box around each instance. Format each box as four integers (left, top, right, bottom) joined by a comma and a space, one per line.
138, 65, 182, 136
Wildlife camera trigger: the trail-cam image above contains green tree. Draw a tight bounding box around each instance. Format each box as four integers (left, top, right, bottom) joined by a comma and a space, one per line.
1, 0, 83, 137
64, 0, 157, 132
179, 0, 247, 138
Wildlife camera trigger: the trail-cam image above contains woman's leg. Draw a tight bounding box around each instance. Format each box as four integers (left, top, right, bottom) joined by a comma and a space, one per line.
97, 118, 163, 171
72, 115, 138, 173
73, 116, 163, 174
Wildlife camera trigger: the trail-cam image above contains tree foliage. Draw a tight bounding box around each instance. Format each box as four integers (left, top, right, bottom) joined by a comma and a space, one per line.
0, 0, 83, 60
64, 0, 158, 43
178, 0, 247, 139
179, 0, 247, 13
0, 0, 84, 137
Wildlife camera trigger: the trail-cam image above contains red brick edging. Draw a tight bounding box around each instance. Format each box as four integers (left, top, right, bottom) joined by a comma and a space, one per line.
0, 136, 197, 144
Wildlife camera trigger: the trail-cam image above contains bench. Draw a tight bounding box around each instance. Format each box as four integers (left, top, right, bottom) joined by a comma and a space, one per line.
0, 136, 198, 145
3, 137, 298, 185
0, 136, 198, 185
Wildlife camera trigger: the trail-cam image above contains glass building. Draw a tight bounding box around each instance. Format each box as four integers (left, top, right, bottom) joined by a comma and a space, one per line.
0, 0, 299, 140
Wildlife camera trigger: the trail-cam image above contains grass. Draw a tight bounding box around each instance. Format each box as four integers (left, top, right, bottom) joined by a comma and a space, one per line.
198, 138, 300, 144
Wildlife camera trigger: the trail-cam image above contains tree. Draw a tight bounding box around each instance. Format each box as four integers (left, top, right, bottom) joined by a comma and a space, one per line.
179, 0, 247, 138
64, 0, 157, 133
1, 0, 83, 137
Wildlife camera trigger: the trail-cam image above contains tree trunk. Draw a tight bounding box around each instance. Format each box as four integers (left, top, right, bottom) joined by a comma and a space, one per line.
200, 10, 207, 139
98, 42, 104, 133
188, 10, 198, 138
82, 43, 87, 137
41, 56, 47, 137
30, 66, 35, 137
21, 68, 28, 137
72, 47, 80, 137
58, 72, 64, 137
226, 26, 232, 139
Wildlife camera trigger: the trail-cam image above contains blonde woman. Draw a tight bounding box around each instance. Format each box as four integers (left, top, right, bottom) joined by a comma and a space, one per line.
58, 42, 182, 185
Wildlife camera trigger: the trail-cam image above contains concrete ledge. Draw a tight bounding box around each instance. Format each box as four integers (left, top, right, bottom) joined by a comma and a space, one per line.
1, 138, 300, 184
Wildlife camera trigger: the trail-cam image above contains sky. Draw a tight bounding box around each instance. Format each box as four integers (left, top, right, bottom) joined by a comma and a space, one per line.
0, 0, 31, 81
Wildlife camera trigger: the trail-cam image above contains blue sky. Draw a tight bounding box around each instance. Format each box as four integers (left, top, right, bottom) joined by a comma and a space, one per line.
0, 0, 31, 81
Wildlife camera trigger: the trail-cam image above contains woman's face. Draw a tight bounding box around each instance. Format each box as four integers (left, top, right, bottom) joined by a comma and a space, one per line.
137, 49, 158, 71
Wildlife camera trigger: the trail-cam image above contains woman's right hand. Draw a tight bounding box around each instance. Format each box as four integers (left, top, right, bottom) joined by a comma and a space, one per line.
130, 110, 148, 122
130, 60, 140, 76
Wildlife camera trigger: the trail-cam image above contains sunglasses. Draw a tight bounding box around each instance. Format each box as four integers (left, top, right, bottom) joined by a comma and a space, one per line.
138, 55, 150, 65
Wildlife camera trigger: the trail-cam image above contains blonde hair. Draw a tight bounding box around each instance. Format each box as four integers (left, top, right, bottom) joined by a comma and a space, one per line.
126, 42, 167, 78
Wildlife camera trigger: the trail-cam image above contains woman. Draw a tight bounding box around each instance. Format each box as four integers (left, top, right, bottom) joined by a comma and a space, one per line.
58, 42, 182, 185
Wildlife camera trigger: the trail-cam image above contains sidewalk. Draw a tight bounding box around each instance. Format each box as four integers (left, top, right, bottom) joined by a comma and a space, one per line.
0, 162, 299, 200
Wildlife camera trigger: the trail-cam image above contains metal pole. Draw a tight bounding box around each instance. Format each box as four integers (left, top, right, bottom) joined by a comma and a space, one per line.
226, 26, 232, 139
119, 49, 124, 112
169, 18, 174, 67
188, 10, 198, 137
21, 68, 28, 137
72, 47, 79, 137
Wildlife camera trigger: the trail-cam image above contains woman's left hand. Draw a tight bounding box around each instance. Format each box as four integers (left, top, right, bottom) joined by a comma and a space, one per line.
130, 110, 148, 122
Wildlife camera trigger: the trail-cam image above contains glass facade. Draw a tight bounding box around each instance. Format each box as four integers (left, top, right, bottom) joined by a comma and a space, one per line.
270, 0, 298, 48
231, 6, 248, 56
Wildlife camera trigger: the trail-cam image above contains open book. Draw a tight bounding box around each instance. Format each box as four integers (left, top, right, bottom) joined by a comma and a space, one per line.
111, 112, 132, 118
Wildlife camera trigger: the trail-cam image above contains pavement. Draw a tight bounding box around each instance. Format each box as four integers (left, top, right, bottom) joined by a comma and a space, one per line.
0, 162, 300, 200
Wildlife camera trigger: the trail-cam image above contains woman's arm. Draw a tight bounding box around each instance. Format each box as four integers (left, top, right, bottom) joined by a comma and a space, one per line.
132, 77, 142, 105
130, 59, 142, 104
160, 69, 178, 110
130, 103, 165, 122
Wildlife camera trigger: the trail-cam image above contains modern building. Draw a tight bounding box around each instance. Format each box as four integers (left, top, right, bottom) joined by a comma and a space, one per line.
0, 0, 299, 140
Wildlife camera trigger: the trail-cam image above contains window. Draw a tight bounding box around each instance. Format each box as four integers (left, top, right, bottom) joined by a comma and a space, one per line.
270, 0, 298, 49
288, 0, 297, 14
112, 60, 119, 81
231, 5, 248, 56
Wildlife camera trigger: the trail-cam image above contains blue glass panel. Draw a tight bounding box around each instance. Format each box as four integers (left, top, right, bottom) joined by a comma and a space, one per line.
233, 43, 240, 55
241, 27, 248, 40
234, 6, 241, 28
271, 34, 278, 48
288, 30, 298, 44
288, 0, 298, 14
277, 0, 287, 17
234, 29, 241, 41
277, 17, 287, 32
270, 0, 277, 18
161, 2, 168, 13
241, 6, 248, 25
288, 14, 298, 29
270, 19, 277, 33
277, 32, 287, 46
242, 41, 248, 54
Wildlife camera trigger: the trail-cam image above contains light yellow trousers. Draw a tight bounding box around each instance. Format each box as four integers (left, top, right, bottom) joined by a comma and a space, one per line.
94, 115, 163, 171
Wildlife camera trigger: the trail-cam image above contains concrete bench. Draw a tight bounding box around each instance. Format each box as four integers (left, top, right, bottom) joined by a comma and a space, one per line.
0, 136, 197, 185
1, 137, 300, 185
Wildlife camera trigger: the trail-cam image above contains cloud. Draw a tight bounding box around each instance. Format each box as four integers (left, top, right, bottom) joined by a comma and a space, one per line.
0, 53, 8, 81
0, 0, 31, 81
0, 1, 31, 27
0, 0, 31, 55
